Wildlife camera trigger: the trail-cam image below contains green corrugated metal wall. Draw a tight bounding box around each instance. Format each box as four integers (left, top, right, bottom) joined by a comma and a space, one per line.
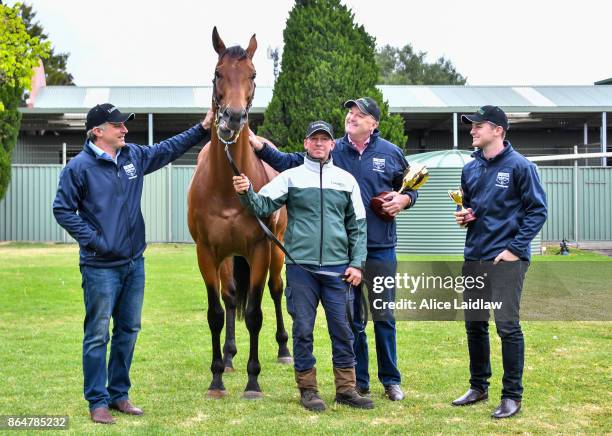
0, 165, 65, 241
540, 167, 574, 241
1, 165, 610, 248
141, 168, 169, 242
580, 168, 612, 240
541, 167, 612, 241
396, 168, 467, 253
172, 166, 196, 242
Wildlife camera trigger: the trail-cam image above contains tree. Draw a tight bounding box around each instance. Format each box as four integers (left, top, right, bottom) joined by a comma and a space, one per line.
259, 0, 406, 151
18, 2, 74, 85
0, 2, 50, 200
376, 44, 466, 85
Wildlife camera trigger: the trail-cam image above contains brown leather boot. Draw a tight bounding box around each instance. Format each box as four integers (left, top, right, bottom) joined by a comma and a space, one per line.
333, 367, 374, 409
90, 407, 115, 424
295, 368, 326, 411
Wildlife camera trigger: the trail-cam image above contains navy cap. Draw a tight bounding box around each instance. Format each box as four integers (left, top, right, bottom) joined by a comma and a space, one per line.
86, 103, 135, 131
305, 120, 334, 139
461, 105, 509, 131
344, 97, 381, 122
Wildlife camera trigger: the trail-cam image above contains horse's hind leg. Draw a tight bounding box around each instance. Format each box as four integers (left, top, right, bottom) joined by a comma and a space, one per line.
195, 244, 227, 398
242, 243, 269, 399
220, 258, 238, 372
269, 244, 292, 364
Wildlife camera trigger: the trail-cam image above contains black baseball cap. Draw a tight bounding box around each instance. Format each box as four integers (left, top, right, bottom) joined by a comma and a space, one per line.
86, 103, 135, 131
305, 120, 334, 139
461, 105, 509, 131
344, 97, 381, 122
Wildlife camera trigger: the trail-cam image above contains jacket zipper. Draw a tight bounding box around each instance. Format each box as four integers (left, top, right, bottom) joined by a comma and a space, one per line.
116, 160, 134, 259
319, 162, 324, 266
473, 163, 488, 259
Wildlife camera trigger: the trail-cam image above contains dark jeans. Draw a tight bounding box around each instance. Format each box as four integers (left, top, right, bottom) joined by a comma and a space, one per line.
462, 260, 528, 401
285, 264, 355, 372
80, 257, 145, 411
354, 247, 401, 389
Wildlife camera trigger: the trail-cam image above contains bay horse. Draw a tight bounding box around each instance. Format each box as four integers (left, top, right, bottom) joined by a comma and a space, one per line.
187, 27, 291, 399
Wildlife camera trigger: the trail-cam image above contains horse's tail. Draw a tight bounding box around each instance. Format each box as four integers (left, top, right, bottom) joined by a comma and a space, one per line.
233, 255, 250, 319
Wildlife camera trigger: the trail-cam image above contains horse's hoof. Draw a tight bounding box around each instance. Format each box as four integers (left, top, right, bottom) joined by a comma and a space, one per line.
207, 389, 228, 399
224, 366, 235, 373
243, 390, 264, 400
277, 356, 293, 365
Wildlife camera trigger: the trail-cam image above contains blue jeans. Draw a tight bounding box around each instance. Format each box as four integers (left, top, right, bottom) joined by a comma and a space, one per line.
80, 257, 145, 411
285, 264, 355, 371
353, 247, 401, 389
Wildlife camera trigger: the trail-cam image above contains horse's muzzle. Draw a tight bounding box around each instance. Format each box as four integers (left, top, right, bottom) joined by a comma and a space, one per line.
217, 108, 247, 143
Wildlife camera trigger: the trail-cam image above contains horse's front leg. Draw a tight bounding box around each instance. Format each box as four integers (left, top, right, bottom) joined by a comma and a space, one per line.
243, 243, 270, 399
269, 244, 292, 364
220, 258, 238, 372
195, 244, 227, 398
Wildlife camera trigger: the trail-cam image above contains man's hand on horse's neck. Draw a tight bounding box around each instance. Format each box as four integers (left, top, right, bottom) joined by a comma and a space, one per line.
248, 128, 264, 151
202, 109, 214, 130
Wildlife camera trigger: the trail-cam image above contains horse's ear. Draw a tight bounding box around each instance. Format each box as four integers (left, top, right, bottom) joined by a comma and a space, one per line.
212, 26, 226, 55
246, 34, 257, 59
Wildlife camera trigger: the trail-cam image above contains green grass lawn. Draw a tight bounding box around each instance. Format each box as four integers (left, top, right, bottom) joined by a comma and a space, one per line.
0, 244, 610, 434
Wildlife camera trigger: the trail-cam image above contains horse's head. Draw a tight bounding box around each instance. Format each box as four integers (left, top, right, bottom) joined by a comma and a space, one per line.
211, 27, 257, 144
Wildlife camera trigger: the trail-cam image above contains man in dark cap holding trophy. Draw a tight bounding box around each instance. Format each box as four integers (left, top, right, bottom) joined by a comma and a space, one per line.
452, 105, 547, 418
248, 97, 425, 401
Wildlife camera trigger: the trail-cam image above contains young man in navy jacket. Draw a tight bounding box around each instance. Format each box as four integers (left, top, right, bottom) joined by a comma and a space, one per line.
452, 106, 547, 419
249, 97, 418, 401
53, 103, 212, 424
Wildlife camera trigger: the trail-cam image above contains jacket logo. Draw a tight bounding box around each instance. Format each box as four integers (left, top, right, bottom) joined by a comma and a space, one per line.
495, 171, 510, 188
373, 157, 385, 173
123, 163, 137, 180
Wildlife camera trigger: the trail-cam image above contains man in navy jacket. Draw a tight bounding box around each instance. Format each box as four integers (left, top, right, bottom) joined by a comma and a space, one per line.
451, 105, 547, 419
249, 97, 418, 401
53, 103, 212, 424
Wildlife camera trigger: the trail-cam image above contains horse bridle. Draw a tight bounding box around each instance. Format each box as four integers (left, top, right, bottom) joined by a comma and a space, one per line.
211, 74, 256, 146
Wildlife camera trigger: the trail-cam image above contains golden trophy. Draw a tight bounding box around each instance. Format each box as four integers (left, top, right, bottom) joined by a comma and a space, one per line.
448, 188, 475, 226
370, 164, 429, 222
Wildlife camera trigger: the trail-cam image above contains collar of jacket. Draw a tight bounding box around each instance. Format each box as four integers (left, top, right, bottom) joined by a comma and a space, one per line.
339, 129, 381, 154
472, 140, 514, 164
82, 139, 126, 163
304, 153, 334, 172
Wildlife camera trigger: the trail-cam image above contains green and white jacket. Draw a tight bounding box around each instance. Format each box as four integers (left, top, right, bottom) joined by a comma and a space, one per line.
240, 155, 367, 269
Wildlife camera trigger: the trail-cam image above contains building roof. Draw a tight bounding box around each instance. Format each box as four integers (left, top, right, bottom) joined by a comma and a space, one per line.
21, 85, 612, 114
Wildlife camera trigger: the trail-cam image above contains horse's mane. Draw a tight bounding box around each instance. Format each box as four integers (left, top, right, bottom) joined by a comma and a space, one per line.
220, 45, 248, 60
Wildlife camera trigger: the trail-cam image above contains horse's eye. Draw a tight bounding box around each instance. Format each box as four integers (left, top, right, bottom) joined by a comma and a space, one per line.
215, 71, 221, 79
251, 73, 256, 80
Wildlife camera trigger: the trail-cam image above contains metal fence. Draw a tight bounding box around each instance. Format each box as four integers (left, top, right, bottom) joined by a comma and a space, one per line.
541, 167, 612, 241
1, 165, 611, 251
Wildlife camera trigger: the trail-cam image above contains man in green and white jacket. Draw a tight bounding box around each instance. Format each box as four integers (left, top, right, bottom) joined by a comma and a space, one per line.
233, 120, 371, 411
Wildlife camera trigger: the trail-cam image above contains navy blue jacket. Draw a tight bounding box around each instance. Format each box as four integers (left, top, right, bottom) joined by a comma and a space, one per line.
461, 141, 547, 261
255, 130, 418, 249
53, 124, 209, 267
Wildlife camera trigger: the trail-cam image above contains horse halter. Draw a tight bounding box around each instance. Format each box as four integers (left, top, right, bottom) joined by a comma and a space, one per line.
211, 73, 256, 146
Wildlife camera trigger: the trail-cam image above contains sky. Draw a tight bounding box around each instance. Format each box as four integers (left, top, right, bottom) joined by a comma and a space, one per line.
7, 0, 611, 87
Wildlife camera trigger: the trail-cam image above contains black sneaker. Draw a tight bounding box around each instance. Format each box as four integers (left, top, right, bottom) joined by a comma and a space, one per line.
335, 389, 374, 409
300, 389, 326, 411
